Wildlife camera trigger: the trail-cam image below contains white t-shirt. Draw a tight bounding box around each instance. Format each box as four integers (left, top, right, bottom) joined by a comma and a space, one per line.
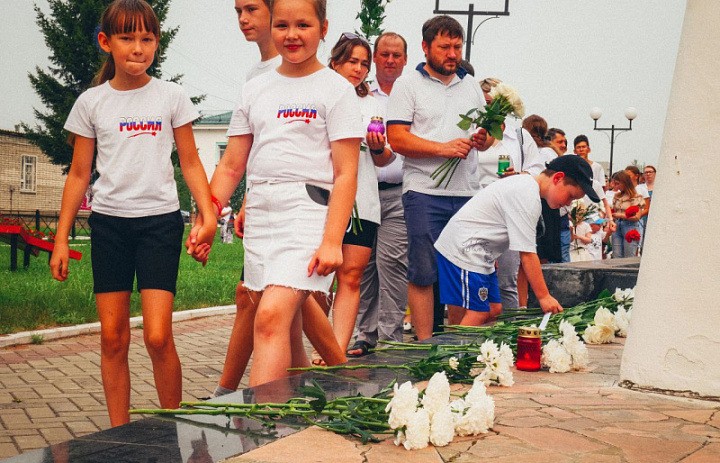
502, 126, 544, 175
387, 64, 482, 196
477, 142, 509, 187
64, 78, 198, 217
587, 228, 606, 260
635, 183, 650, 199
434, 174, 541, 274
246, 55, 282, 81
227, 68, 363, 188
537, 146, 558, 166
369, 80, 403, 184
356, 95, 382, 224
571, 222, 592, 251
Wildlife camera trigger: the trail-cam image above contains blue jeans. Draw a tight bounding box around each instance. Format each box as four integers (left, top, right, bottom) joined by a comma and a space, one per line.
612, 219, 642, 258
560, 228, 571, 263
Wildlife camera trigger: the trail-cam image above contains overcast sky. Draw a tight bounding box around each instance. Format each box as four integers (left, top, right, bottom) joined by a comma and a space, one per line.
2, 0, 687, 170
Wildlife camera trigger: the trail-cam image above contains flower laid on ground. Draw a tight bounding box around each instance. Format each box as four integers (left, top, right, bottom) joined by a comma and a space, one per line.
625, 229, 641, 243
431, 83, 525, 188
542, 320, 589, 373
624, 205, 640, 218
387, 372, 496, 450
613, 304, 632, 337
476, 339, 514, 387
612, 287, 635, 303
583, 307, 616, 344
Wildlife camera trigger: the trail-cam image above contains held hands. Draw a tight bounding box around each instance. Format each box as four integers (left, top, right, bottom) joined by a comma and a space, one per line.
366, 131, 386, 153
538, 295, 563, 315
307, 241, 343, 277
50, 242, 70, 281
185, 215, 215, 266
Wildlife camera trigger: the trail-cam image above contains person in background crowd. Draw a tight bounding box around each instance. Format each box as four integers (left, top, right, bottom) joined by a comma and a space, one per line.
643, 165, 656, 196
350, 32, 410, 357
573, 135, 615, 232
548, 128, 571, 263
610, 171, 645, 258
625, 165, 651, 222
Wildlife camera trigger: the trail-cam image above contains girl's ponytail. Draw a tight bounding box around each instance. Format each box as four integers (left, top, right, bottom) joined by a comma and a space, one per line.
93, 54, 116, 87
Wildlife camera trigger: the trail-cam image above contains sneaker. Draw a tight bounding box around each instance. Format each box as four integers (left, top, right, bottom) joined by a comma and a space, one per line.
403, 321, 412, 332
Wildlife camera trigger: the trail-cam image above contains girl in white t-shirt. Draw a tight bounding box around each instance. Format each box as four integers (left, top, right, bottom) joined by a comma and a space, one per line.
50, 0, 216, 426
322, 34, 395, 353
206, 0, 345, 398
193, 0, 363, 386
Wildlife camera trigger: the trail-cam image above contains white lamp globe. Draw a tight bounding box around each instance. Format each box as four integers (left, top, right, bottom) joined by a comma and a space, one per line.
624, 107, 638, 120
590, 107, 603, 120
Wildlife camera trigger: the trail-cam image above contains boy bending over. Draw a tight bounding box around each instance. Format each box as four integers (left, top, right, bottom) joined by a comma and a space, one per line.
434, 155, 600, 326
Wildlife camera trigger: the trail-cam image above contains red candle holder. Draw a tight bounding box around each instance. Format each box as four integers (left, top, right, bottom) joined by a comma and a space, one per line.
516, 326, 542, 371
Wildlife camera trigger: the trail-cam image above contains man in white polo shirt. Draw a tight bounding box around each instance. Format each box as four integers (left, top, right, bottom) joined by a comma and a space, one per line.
349, 32, 410, 357
387, 15, 490, 340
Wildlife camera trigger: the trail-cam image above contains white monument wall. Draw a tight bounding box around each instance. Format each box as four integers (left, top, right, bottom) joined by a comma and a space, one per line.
619, 0, 720, 397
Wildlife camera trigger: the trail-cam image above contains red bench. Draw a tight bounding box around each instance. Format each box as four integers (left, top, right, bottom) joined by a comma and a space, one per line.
0, 225, 82, 271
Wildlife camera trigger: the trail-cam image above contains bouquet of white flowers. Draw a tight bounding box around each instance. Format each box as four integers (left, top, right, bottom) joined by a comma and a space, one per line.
431, 83, 525, 188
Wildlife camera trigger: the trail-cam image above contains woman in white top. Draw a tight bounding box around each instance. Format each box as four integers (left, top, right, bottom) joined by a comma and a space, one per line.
320, 33, 394, 353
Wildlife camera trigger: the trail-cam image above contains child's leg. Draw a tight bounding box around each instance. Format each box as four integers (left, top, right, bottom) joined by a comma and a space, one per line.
301, 295, 347, 365
217, 283, 260, 393
332, 244, 373, 351
290, 309, 310, 370
517, 264, 528, 307
140, 289, 181, 409
447, 305, 465, 326
96, 291, 132, 426
459, 302, 502, 326
249, 286, 309, 386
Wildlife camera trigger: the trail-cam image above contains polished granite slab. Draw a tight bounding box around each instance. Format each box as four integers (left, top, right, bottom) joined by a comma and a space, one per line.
2, 334, 464, 463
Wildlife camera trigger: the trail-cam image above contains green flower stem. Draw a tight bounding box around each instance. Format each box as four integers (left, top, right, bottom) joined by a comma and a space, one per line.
288, 364, 409, 373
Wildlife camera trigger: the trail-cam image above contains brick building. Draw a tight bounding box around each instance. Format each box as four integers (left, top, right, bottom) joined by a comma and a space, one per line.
0, 129, 66, 214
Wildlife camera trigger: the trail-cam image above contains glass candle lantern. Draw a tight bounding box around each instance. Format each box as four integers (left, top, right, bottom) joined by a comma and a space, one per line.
515, 326, 542, 371
497, 154, 511, 175
367, 116, 385, 135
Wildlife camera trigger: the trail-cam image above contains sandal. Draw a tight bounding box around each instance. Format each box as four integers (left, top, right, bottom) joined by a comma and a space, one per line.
346, 340, 374, 358
311, 348, 326, 366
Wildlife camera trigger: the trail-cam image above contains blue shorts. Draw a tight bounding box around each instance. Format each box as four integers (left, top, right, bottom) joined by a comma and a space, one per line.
437, 252, 501, 312
402, 191, 471, 286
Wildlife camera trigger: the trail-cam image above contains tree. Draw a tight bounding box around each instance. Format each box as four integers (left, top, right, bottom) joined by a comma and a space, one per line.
356, 0, 395, 43
20, 0, 201, 172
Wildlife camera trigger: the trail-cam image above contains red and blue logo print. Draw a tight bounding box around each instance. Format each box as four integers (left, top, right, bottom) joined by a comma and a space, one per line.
119, 116, 162, 137
277, 104, 317, 125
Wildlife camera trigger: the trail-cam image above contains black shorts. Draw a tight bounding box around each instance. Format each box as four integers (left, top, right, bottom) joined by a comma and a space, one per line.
89, 210, 184, 294
342, 218, 378, 248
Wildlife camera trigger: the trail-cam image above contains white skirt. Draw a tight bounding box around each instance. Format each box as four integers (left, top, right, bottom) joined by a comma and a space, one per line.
243, 181, 334, 293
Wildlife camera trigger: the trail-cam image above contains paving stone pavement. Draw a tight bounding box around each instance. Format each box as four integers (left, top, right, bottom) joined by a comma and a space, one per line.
0, 315, 239, 459
2, 316, 720, 462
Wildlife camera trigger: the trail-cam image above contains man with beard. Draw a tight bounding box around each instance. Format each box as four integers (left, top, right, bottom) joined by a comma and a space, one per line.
387, 15, 490, 340
348, 32, 410, 357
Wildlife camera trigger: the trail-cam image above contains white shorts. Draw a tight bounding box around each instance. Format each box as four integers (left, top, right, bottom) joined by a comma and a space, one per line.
243, 181, 334, 293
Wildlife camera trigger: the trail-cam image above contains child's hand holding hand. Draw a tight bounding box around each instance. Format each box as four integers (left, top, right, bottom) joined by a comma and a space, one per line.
308, 241, 343, 277
185, 215, 214, 266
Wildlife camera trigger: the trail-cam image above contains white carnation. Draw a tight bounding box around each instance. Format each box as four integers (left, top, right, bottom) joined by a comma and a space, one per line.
469, 366, 483, 377
614, 305, 631, 337
448, 356, 459, 371
477, 339, 514, 387
421, 372, 450, 419
583, 324, 614, 344
612, 287, 635, 303
568, 341, 589, 369
403, 408, 430, 450
386, 381, 418, 429
429, 405, 455, 447
541, 340, 572, 373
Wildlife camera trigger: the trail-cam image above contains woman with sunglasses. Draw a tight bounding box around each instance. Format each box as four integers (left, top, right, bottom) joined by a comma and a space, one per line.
309, 33, 395, 355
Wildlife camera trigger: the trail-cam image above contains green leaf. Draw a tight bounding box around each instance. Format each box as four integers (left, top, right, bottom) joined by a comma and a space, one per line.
488, 124, 504, 140
297, 379, 328, 413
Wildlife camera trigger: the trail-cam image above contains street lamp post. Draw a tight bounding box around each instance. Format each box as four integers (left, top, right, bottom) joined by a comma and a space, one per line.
433, 1, 510, 61
589, 107, 638, 176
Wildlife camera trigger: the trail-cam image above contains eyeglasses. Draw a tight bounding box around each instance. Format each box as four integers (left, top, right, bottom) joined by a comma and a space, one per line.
643, 171, 655, 175
339, 32, 368, 44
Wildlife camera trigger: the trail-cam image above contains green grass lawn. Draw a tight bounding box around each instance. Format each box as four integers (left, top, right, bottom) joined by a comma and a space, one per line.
0, 229, 243, 335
